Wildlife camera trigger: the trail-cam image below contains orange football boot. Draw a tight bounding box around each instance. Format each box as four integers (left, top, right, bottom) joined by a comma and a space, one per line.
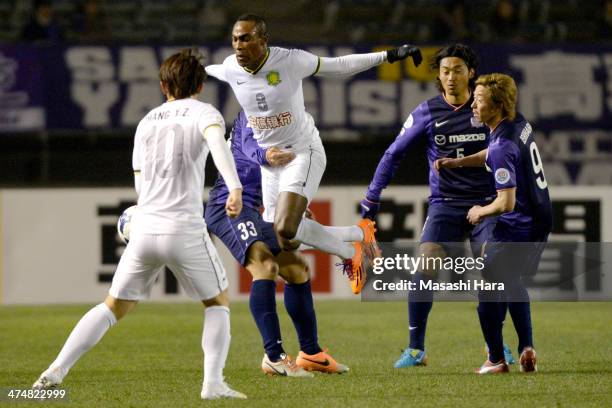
296, 349, 349, 374
342, 242, 367, 294
358, 219, 382, 262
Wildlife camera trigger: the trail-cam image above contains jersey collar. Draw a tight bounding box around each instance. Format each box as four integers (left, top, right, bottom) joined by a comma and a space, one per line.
441, 92, 472, 112
490, 117, 508, 134
242, 49, 270, 75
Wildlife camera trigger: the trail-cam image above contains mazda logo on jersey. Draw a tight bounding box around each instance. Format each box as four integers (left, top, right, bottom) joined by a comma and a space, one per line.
434, 134, 446, 145
448, 133, 487, 143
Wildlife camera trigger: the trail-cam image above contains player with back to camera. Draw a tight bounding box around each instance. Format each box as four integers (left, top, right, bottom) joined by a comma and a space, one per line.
360, 44, 512, 368
33, 49, 247, 400
206, 110, 369, 376
436, 73, 552, 374
205, 14, 422, 294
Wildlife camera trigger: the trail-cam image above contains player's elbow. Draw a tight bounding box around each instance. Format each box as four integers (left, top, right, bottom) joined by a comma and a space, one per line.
380, 151, 402, 171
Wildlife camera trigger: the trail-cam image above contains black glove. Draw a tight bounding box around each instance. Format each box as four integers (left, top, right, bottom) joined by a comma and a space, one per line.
387, 44, 422, 66
360, 198, 380, 220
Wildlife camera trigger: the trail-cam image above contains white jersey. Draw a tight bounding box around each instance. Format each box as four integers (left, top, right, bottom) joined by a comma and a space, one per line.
132, 98, 225, 235
206, 47, 320, 151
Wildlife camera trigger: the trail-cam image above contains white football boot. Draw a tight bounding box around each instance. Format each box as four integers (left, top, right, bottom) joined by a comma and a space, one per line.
261, 353, 314, 377
32, 367, 64, 389
201, 382, 247, 400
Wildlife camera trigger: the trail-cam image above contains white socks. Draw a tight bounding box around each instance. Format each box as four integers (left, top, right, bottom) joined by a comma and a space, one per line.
294, 218, 356, 260
322, 225, 364, 242
202, 306, 231, 386
45, 302, 231, 388
49, 303, 117, 378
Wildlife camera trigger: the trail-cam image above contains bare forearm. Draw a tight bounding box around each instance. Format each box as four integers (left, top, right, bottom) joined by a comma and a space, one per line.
479, 198, 507, 218
481, 190, 515, 217
457, 149, 487, 167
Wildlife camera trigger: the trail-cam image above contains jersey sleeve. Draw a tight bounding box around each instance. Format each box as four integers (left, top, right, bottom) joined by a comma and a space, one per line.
316, 51, 386, 77
288, 48, 320, 79
197, 106, 226, 136
366, 103, 429, 201
488, 138, 519, 190
205, 63, 227, 82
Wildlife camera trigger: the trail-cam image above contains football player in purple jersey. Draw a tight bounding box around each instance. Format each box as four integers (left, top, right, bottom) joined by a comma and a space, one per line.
436, 73, 551, 374
361, 44, 503, 368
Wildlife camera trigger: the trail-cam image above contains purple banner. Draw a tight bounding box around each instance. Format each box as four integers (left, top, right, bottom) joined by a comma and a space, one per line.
2, 44, 610, 131
2, 44, 611, 184
0, 45, 45, 131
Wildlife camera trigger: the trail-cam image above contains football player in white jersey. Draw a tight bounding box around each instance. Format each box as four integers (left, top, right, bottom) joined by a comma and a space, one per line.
206, 14, 422, 293
33, 49, 246, 400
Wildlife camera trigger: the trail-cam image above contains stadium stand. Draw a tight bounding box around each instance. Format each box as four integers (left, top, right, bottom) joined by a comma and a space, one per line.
0, 0, 607, 44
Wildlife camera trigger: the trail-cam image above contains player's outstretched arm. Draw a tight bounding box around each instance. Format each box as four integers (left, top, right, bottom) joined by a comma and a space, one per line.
316, 44, 422, 78
435, 148, 488, 172
360, 106, 427, 219
386, 44, 423, 65
434, 157, 459, 172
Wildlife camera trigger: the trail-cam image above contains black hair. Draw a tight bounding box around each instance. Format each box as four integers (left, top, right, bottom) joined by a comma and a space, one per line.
430, 44, 479, 91
235, 13, 268, 38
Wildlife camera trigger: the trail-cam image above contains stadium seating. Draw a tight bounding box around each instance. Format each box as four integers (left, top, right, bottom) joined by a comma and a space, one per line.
0, 0, 607, 44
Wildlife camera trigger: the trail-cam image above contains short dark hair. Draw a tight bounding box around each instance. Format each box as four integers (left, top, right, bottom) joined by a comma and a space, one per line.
235, 13, 268, 38
159, 48, 206, 99
431, 44, 479, 92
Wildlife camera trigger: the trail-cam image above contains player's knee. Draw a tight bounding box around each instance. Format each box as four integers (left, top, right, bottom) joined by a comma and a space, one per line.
246, 242, 279, 280
277, 250, 310, 284
104, 295, 137, 320
203, 289, 229, 308
281, 262, 309, 284
278, 237, 300, 251
254, 258, 279, 280
275, 219, 299, 241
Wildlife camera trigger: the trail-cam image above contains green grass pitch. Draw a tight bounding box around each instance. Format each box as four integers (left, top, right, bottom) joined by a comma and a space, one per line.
1, 301, 611, 407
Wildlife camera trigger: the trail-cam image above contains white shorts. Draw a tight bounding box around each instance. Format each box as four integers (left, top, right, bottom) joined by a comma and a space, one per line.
261, 135, 326, 222
109, 232, 228, 301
